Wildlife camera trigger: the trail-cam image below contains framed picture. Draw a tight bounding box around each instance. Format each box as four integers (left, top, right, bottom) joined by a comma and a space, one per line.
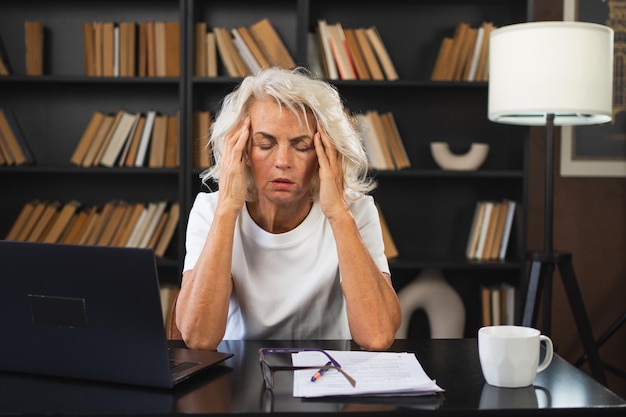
560, 0, 626, 177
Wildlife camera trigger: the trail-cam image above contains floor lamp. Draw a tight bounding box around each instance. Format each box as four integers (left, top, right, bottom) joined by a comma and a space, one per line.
487, 21, 614, 385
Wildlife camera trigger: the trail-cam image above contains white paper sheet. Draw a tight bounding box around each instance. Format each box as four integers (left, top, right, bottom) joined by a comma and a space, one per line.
291, 350, 444, 398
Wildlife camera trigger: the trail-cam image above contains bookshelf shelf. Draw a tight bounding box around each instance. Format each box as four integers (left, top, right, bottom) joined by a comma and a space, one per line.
0, 0, 531, 336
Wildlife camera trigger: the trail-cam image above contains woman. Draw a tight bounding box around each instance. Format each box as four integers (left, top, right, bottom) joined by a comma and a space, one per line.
176, 67, 400, 351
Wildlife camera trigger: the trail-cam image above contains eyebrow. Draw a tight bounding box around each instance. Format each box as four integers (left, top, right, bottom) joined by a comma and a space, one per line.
253, 131, 313, 143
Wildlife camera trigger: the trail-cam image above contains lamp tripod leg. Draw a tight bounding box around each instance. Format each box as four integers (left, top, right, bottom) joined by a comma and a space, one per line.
557, 254, 606, 385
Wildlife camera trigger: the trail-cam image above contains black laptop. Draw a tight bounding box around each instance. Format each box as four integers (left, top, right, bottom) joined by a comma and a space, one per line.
0, 240, 233, 389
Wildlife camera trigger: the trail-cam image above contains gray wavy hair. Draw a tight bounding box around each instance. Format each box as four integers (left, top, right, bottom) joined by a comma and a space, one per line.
201, 67, 375, 201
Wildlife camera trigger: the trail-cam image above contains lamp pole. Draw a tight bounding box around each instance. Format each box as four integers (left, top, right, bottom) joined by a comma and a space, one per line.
522, 113, 606, 384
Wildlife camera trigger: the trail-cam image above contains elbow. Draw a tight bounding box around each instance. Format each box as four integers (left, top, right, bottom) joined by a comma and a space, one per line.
356, 330, 397, 351
177, 315, 224, 351
180, 325, 222, 351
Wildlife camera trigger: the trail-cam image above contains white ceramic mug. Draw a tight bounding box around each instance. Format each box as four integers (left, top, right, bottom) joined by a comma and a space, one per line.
478, 325, 553, 388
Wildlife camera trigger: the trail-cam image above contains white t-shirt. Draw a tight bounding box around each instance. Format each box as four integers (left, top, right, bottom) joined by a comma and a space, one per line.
183, 192, 390, 340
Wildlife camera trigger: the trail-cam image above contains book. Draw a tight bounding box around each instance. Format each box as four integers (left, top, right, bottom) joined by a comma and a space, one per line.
15, 200, 46, 241
124, 205, 149, 248
154, 202, 180, 257
164, 113, 179, 168
81, 113, 115, 167
473, 201, 494, 260
443, 22, 470, 81
481, 285, 492, 326
82, 23, 96, 76
101, 21, 115, 77
148, 113, 168, 168
0, 33, 12, 75
24, 21, 44, 76
111, 202, 145, 247
146, 210, 169, 250
146, 21, 157, 77
498, 200, 516, 260
453, 26, 477, 81
465, 25, 484, 81
214, 26, 242, 77
92, 109, 124, 165
96, 201, 129, 246
75, 207, 102, 245
481, 201, 502, 261
135, 110, 156, 167
71, 111, 105, 166
195, 22, 207, 76
367, 110, 395, 169
475, 22, 495, 82
236, 25, 270, 70
326, 23, 357, 80
137, 22, 148, 76
154, 21, 167, 77
206, 31, 217, 77
164, 22, 180, 77
355, 113, 386, 170
5, 200, 37, 240
117, 112, 143, 166
343, 28, 370, 80
85, 200, 117, 245
249, 18, 295, 70
0, 108, 33, 165
354, 28, 384, 81
490, 285, 501, 325
26, 201, 61, 242
380, 112, 410, 169
139, 201, 168, 248
316, 20, 338, 80
488, 201, 509, 260
466, 201, 486, 260
231, 27, 262, 75
119, 21, 136, 77
193, 110, 212, 168
100, 110, 139, 167
41, 200, 82, 243
431, 37, 454, 81
364, 26, 398, 81
60, 209, 90, 244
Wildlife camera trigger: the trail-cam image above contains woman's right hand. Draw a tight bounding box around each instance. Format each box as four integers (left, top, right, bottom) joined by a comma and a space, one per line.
217, 117, 250, 212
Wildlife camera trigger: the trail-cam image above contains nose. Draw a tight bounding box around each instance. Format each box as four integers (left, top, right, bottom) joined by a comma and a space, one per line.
274, 144, 292, 168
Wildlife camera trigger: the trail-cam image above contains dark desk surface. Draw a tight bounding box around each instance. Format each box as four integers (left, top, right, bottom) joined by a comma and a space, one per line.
1, 339, 624, 416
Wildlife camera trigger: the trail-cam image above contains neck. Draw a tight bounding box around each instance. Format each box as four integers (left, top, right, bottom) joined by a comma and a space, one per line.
247, 199, 313, 234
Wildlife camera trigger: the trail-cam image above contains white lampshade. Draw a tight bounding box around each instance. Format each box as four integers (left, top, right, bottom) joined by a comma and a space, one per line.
488, 21, 614, 126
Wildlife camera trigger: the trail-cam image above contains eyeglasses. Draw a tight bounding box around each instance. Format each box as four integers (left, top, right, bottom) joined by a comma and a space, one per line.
258, 348, 356, 390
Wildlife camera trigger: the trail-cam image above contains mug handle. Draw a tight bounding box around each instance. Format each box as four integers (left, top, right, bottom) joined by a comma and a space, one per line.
537, 335, 553, 373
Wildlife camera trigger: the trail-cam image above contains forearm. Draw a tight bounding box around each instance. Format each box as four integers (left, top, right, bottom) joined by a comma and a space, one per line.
331, 211, 401, 351
176, 208, 238, 350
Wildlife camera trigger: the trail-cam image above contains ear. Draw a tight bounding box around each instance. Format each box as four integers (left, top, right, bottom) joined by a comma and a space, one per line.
244, 151, 251, 166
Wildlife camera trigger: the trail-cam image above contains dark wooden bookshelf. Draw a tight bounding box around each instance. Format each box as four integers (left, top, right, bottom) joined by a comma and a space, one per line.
0, 0, 531, 336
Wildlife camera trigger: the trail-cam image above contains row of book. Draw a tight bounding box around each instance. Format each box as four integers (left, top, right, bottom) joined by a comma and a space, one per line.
195, 18, 295, 78
481, 283, 515, 326
82, 21, 180, 77
431, 21, 495, 82
466, 199, 516, 261
354, 110, 410, 171
0, 108, 34, 166
314, 20, 398, 81
6, 199, 179, 258
71, 109, 180, 168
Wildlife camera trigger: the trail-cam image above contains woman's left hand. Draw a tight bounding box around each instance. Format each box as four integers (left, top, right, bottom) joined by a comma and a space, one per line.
314, 123, 348, 221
